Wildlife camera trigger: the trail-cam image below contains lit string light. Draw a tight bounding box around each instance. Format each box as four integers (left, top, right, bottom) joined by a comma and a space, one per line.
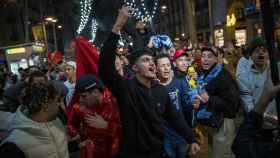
77, 0, 93, 34
123, 0, 158, 22
90, 18, 98, 42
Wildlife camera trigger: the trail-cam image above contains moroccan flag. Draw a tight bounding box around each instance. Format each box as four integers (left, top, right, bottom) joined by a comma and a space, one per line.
66, 36, 100, 113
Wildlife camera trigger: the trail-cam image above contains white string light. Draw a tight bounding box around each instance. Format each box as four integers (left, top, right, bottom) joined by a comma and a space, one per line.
77, 0, 93, 34
90, 18, 98, 42
124, 0, 158, 22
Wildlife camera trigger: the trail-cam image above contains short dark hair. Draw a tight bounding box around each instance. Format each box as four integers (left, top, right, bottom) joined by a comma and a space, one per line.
128, 48, 155, 65
28, 71, 47, 84
155, 54, 171, 65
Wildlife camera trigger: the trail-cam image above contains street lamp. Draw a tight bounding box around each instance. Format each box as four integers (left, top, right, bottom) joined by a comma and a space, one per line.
58, 25, 62, 29
161, 5, 167, 10
45, 17, 54, 22
161, 5, 167, 13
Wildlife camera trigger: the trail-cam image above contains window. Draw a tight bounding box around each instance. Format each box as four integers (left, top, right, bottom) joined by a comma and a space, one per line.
235, 29, 247, 46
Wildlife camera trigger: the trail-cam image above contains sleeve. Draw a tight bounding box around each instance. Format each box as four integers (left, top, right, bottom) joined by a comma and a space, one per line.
180, 80, 196, 127
207, 73, 240, 117
180, 79, 192, 108
93, 92, 121, 156
236, 57, 253, 78
164, 94, 196, 143
232, 112, 263, 158
67, 104, 82, 137
0, 142, 25, 158
102, 89, 121, 136
98, 33, 126, 97
107, 98, 121, 156
237, 73, 254, 113
0, 111, 13, 131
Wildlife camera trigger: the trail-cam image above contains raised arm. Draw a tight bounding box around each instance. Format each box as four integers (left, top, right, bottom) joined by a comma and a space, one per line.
98, 6, 131, 95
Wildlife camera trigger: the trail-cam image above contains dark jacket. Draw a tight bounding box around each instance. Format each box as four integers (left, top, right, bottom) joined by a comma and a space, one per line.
99, 33, 196, 158
204, 67, 240, 118
232, 112, 279, 158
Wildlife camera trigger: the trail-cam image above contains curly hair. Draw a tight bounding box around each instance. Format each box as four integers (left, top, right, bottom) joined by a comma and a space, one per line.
21, 82, 59, 115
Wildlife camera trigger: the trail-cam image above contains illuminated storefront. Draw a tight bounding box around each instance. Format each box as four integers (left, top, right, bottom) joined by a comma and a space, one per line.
225, 1, 247, 46
214, 29, 225, 47
3, 43, 44, 74
235, 29, 247, 46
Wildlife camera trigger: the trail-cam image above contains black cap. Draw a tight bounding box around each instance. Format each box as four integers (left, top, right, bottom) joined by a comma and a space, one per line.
201, 47, 218, 57
75, 74, 104, 93
128, 48, 154, 65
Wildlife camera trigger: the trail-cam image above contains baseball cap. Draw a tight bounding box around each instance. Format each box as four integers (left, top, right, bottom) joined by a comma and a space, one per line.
201, 47, 218, 57
75, 74, 104, 93
173, 49, 188, 61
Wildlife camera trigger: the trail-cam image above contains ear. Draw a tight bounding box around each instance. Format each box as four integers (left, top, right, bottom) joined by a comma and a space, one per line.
132, 64, 138, 72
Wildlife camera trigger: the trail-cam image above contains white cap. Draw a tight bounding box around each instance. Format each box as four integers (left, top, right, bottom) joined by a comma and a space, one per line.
66, 61, 77, 69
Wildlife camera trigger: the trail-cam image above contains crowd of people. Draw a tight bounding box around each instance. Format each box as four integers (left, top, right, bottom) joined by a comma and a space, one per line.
0, 6, 279, 158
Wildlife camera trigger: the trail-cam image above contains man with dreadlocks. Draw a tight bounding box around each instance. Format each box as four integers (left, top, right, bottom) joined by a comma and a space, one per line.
0, 81, 69, 158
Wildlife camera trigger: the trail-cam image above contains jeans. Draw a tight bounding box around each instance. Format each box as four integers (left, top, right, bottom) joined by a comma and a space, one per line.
164, 135, 188, 158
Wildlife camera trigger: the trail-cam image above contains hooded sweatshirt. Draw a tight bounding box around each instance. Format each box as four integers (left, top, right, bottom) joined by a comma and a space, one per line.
1, 107, 69, 158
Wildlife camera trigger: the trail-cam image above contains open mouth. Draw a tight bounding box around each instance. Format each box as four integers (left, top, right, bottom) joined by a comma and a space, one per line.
202, 63, 210, 67
148, 67, 155, 72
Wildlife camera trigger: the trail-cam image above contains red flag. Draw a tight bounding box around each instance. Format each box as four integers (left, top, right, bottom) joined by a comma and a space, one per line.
48, 51, 63, 65
66, 36, 100, 112
74, 36, 100, 80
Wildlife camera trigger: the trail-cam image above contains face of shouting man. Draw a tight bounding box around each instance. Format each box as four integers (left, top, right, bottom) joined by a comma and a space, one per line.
201, 50, 218, 71
251, 46, 269, 72
133, 55, 157, 80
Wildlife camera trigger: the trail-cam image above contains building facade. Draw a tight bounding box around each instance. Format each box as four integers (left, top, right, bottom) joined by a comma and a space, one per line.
156, 0, 280, 48
156, 0, 188, 39
156, 0, 213, 43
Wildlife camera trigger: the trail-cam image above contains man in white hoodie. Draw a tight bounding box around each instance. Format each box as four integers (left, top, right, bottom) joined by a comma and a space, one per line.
0, 82, 69, 158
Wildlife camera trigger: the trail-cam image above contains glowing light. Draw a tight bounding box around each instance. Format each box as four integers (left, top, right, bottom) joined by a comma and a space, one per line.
91, 18, 98, 42
77, 0, 94, 34
6, 48, 26, 55
226, 14, 236, 27
123, 0, 158, 22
